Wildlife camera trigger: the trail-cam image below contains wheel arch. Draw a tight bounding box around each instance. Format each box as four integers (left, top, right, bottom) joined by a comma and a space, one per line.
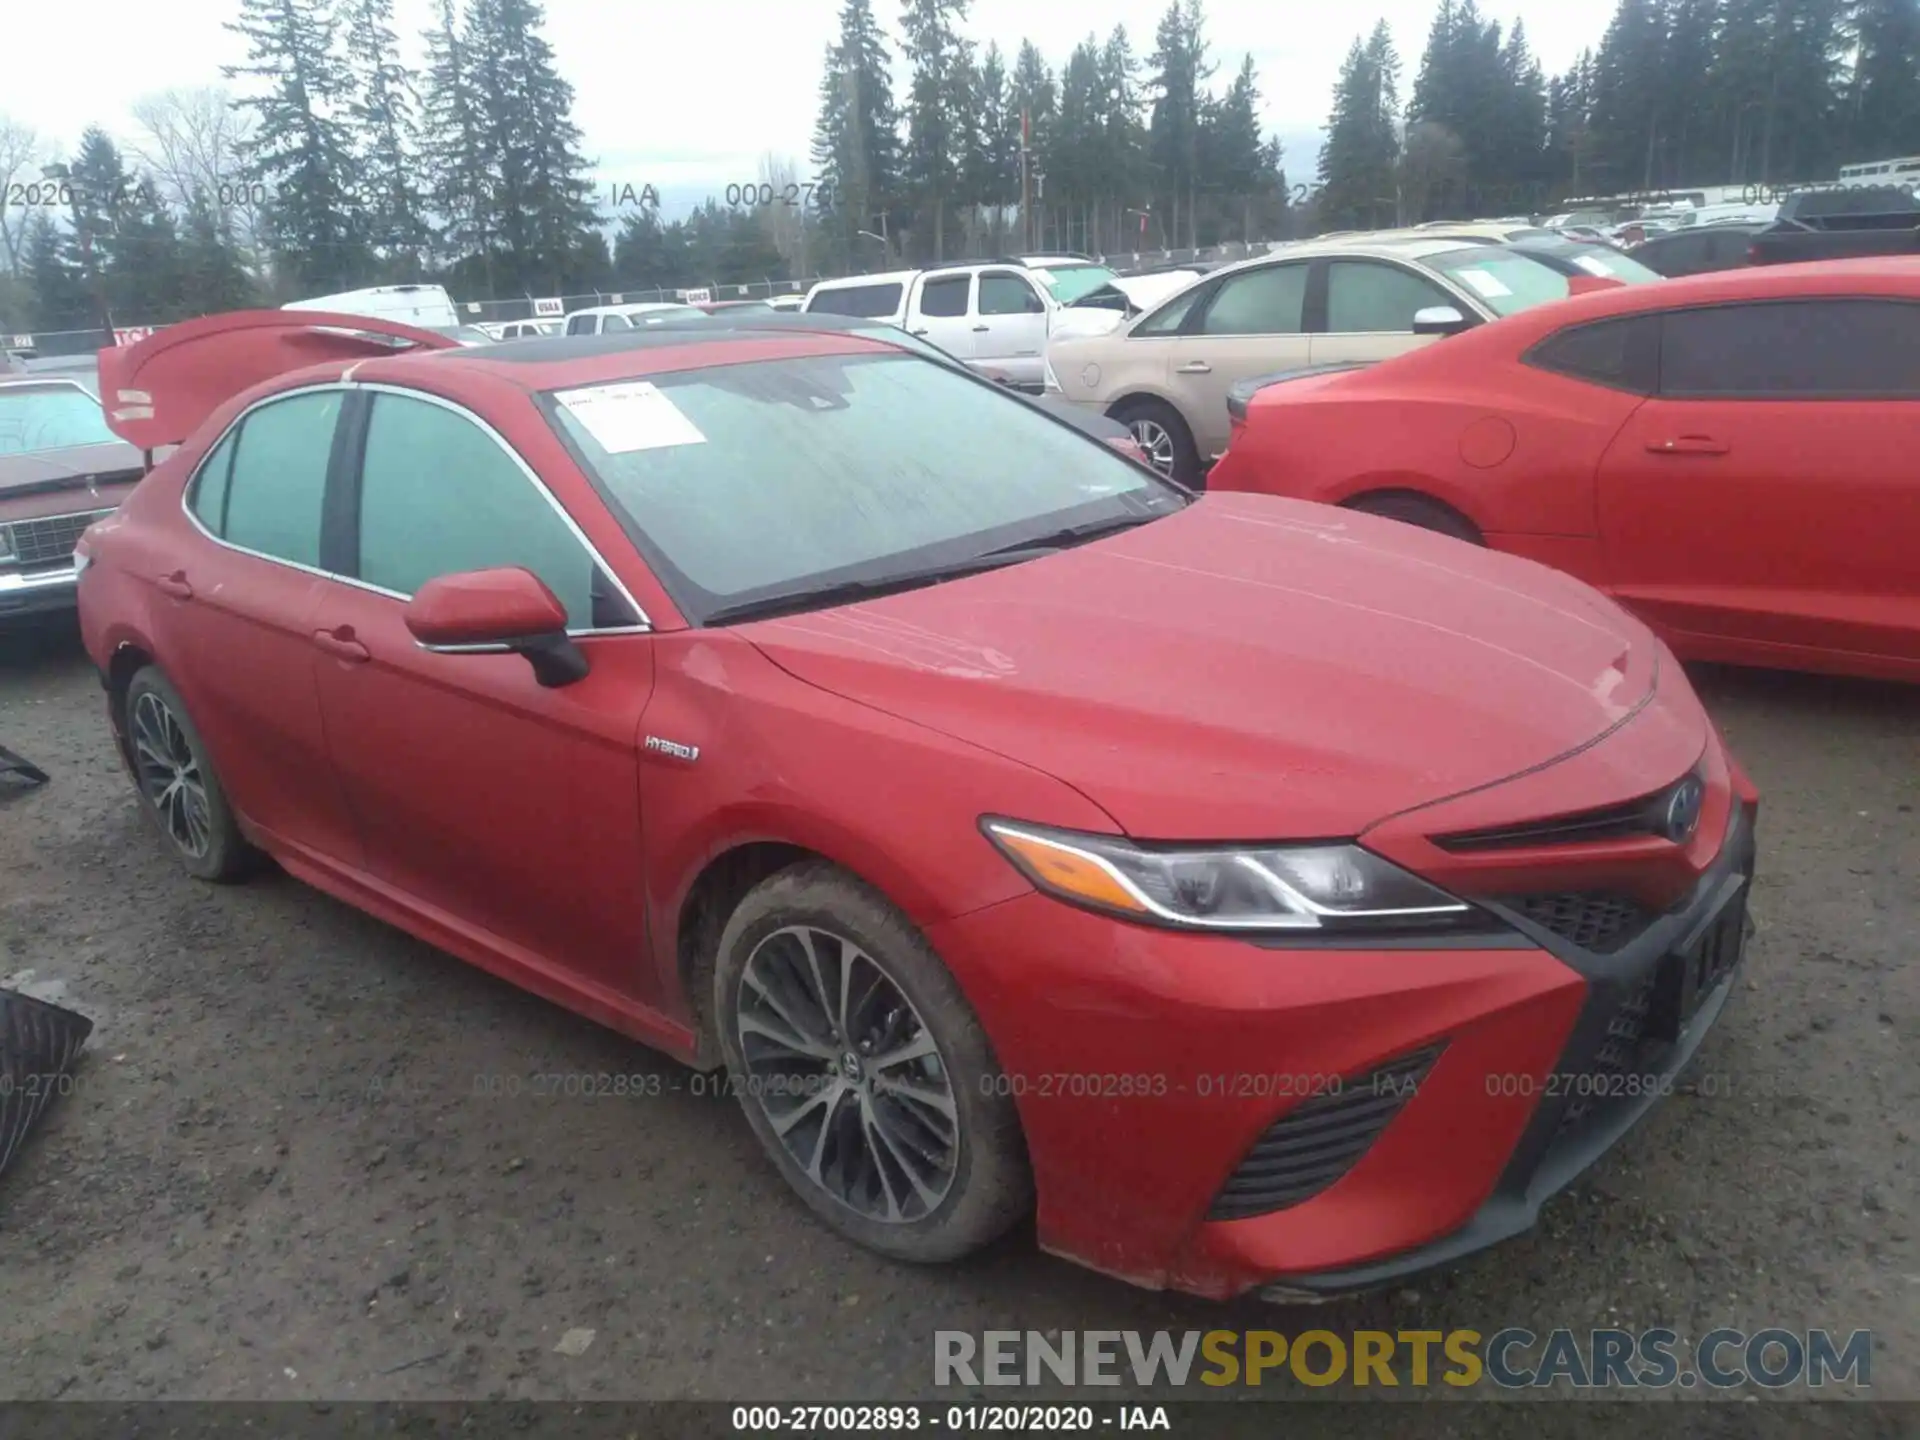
1338, 482, 1485, 542
665, 804, 1000, 1070
105, 638, 157, 764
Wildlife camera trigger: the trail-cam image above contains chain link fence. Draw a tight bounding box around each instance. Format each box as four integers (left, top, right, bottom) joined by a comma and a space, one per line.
5, 241, 1284, 358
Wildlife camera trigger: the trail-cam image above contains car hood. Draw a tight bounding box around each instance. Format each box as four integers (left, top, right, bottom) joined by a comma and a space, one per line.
745, 493, 1659, 840
0, 441, 147, 500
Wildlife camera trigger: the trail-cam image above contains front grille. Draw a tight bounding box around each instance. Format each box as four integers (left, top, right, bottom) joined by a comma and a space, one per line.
1508, 892, 1652, 952
1434, 771, 1699, 852
1208, 1044, 1443, 1221
8, 509, 112, 567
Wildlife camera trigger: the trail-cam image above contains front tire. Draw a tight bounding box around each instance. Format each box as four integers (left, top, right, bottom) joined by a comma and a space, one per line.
123, 667, 256, 882
713, 862, 1031, 1263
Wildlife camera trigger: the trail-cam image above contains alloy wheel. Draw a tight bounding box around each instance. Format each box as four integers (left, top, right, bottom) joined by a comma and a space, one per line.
1128, 418, 1177, 477
735, 924, 959, 1224
129, 689, 212, 858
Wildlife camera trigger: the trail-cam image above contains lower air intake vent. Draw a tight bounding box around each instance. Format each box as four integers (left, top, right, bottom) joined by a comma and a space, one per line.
1207, 1044, 1443, 1221
1509, 892, 1651, 952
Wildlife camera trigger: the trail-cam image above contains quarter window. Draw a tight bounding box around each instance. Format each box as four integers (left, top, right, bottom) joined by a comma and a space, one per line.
1200, 263, 1308, 335
221, 390, 342, 567
808, 283, 905, 318
188, 428, 239, 534
1659, 300, 1920, 397
1132, 285, 1208, 336
354, 393, 615, 628
1524, 315, 1659, 393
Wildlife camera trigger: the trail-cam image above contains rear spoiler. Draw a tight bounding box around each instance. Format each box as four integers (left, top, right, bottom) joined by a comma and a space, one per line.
96, 309, 459, 458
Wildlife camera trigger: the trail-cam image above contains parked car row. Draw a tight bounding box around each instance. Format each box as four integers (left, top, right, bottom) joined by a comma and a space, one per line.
1042, 234, 1653, 483
68, 301, 1764, 1303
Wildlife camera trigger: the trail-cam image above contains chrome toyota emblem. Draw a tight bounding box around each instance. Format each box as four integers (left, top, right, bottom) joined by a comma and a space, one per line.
1663, 776, 1704, 843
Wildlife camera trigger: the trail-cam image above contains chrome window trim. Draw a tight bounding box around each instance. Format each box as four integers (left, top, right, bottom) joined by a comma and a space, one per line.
177, 378, 654, 634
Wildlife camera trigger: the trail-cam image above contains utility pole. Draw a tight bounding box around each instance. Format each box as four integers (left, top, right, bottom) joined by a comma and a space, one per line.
1019, 108, 1031, 252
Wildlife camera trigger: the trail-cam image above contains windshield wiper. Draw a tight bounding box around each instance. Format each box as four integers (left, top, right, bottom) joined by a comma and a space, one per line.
973, 508, 1170, 559
701, 546, 1064, 626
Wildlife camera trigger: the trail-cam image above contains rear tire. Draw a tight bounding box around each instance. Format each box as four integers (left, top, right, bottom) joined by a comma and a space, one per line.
1109, 397, 1202, 488
1347, 493, 1483, 544
713, 861, 1031, 1263
122, 667, 257, 883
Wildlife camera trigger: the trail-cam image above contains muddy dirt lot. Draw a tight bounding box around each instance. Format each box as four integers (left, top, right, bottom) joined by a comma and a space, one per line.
0, 613, 1914, 1411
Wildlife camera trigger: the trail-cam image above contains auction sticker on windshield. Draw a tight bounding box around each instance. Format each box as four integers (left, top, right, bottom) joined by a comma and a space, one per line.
1455, 268, 1514, 299
556, 380, 707, 453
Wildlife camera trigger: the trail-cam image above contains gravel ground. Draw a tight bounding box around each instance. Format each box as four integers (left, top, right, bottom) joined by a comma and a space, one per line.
0, 612, 1913, 1412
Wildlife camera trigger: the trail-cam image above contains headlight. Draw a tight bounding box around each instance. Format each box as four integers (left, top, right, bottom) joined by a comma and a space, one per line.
982, 818, 1478, 933
0, 523, 14, 564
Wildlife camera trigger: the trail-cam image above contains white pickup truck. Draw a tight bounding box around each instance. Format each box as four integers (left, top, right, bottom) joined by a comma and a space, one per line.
803, 257, 1124, 390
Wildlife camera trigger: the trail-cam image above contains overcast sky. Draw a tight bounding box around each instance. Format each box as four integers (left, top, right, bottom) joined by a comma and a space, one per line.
10, 0, 1606, 198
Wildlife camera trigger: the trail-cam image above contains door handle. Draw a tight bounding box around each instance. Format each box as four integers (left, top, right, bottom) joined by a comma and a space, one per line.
312, 626, 370, 663
1647, 435, 1728, 455
1176, 361, 1212, 374
156, 570, 193, 600
971, 324, 991, 332
910, 328, 930, 336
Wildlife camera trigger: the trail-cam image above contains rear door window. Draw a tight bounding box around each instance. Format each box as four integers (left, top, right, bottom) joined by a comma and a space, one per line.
219, 390, 343, 567
1198, 263, 1308, 335
915, 276, 970, 318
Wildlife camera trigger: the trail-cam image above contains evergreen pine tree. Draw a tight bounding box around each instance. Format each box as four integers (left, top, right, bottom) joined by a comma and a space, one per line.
343, 0, 432, 277
224, 0, 371, 290
900, 0, 970, 261
811, 0, 902, 265
21, 210, 92, 331
419, 0, 492, 269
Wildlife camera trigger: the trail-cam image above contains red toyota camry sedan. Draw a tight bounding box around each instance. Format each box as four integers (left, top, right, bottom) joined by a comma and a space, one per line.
1207, 257, 1920, 684
77, 308, 1758, 1300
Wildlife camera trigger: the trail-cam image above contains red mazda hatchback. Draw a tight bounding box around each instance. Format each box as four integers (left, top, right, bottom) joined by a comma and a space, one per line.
77, 309, 1758, 1300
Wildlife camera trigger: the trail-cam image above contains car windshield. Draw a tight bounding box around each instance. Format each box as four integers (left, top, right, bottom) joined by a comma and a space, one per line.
1032, 264, 1121, 304
0, 383, 116, 455
1424, 246, 1584, 317
1547, 243, 1663, 283
543, 351, 1185, 624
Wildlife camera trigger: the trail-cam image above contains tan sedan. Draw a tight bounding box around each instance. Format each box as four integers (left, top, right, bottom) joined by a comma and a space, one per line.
1043, 237, 1576, 484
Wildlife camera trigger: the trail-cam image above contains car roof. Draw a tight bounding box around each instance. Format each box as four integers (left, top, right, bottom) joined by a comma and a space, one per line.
574, 301, 701, 316
95, 308, 925, 451
1214, 236, 1488, 273
808, 269, 919, 288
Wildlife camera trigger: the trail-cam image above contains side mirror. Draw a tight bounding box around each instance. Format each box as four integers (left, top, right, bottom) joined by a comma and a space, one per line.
404, 567, 589, 688
1412, 305, 1470, 337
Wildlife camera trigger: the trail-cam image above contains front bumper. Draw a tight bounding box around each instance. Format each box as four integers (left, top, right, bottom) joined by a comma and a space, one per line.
0, 563, 80, 619
927, 798, 1757, 1301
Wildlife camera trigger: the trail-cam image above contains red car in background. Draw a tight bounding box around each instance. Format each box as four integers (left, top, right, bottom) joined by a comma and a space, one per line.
1209, 257, 1920, 684
75, 308, 1757, 1300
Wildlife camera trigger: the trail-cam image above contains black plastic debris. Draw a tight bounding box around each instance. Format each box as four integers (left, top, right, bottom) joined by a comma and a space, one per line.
0, 988, 94, 1184
0, 742, 48, 793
